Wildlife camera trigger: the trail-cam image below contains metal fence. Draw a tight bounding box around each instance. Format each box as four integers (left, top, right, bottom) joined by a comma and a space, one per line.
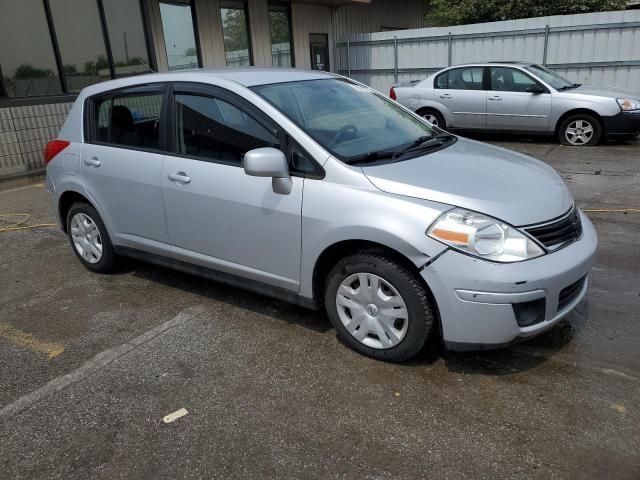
336, 9, 640, 94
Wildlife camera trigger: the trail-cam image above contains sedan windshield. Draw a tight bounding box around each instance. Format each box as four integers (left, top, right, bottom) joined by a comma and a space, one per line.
523, 64, 575, 90
251, 79, 449, 164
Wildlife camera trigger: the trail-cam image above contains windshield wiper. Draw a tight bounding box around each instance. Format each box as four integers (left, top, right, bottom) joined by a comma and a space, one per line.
345, 133, 453, 166
557, 83, 582, 91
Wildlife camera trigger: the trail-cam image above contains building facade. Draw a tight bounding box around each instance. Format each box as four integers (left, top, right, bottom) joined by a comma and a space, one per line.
0, 0, 428, 179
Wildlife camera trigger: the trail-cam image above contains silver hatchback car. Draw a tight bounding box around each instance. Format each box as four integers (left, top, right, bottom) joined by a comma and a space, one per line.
45, 69, 597, 362
391, 62, 640, 146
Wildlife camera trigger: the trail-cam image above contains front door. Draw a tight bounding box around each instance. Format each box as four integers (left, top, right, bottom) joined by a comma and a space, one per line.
310, 33, 329, 71
434, 66, 487, 129
161, 84, 303, 291
486, 67, 552, 131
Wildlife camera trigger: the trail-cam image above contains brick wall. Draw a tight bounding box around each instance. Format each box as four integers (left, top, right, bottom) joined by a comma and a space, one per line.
0, 102, 73, 178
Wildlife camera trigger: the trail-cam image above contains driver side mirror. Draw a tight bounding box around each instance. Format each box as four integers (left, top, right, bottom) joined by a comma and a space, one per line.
243, 147, 292, 195
526, 84, 547, 94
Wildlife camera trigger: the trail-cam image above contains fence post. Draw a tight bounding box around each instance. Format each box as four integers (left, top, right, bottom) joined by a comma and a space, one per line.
542, 24, 550, 66
346, 36, 351, 77
447, 32, 453, 66
394, 36, 398, 82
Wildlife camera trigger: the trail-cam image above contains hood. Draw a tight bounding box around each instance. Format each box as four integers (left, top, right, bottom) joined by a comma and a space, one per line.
564, 85, 640, 99
362, 138, 573, 226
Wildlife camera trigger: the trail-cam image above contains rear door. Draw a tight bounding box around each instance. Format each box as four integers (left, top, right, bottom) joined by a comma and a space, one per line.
82, 84, 169, 252
433, 66, 486, 129
161, 83, 304, 291
486, 67, 552, 131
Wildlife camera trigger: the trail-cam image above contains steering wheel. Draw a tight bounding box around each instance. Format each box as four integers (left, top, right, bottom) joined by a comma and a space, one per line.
331, 124, 358, 146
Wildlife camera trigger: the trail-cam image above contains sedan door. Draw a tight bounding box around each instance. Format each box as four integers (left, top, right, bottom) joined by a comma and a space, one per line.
433, 66, 487, 129
486, 67, 552, 131
161, 84, 303, 292
82, 84, 169, 252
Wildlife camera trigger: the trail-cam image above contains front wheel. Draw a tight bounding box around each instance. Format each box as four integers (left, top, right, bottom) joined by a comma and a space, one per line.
558, 114, 602, 146
324, 251, 435, 362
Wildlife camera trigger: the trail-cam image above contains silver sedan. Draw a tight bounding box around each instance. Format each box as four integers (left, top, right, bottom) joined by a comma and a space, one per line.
391, 62, 640, 146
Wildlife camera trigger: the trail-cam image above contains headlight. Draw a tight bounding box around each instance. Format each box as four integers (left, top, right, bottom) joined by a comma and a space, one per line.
427, 208, 545, 263
617, 98, 640, 111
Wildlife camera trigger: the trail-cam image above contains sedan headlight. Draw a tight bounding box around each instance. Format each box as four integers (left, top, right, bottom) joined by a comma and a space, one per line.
427, 208, 545, 263
617, 98, 640, 111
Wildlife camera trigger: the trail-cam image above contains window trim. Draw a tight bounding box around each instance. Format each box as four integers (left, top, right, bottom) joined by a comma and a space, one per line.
489, 66, 550, 94
84, 82, 169, 154
268, 1, 295, 68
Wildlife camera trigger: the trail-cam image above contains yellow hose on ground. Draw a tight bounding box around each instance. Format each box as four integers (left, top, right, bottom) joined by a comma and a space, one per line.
0, 213, 57, 233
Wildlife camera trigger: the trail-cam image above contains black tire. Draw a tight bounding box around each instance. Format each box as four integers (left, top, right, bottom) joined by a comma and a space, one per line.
324, 251, 435, 362
557, 113, 602, 146
418, 108, 446, 129
66, 202, 116, 273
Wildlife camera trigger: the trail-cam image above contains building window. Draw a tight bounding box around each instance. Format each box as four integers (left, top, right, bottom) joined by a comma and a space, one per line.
0, 0, 62, 97
269, 3, 294, 67
102, 0, 153, 77
220, 1, 252, 67
48, 0, 111, 92
159, 1, 200, 71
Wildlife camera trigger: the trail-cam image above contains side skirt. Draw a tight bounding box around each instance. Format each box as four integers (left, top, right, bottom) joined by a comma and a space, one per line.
114, 246, 318, 311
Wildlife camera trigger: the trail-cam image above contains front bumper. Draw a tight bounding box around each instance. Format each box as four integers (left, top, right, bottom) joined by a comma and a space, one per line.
421, 210, 598, 350
602, 110, 640, 137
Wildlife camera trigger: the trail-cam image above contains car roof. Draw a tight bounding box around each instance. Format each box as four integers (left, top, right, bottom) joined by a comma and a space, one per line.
78, 67, 337, 98
446, 61, 535, 68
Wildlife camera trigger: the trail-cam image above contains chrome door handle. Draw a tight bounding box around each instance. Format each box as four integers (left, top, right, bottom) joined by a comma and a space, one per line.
488, 95, 502, 101
439, 94, 452, 99
168, 172, 191, 184
84, 157, 101, 167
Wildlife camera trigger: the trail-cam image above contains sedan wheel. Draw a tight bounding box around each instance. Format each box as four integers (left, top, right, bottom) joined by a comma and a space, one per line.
336, 272, 409, 349
565, 119, 594, 145
70, 212, 103, 264
423, 113, 440, 126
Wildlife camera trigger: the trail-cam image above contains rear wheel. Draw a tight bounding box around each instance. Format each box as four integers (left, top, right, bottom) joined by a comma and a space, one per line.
419, 108, 445, 129
558, 114, 602, 146
324, 251, 435, 362
66, 202, 116, 273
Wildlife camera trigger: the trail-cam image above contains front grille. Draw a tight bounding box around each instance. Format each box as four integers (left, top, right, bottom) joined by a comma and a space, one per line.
558, 276, 586, 311
524, 207, 582, 249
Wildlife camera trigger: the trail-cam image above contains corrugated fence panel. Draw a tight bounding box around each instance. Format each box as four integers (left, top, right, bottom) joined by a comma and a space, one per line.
338, 9, 640, 94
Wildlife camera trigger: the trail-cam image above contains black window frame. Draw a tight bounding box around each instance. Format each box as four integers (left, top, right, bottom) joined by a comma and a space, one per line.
166, 82, 324, 179
268, 1, 295, 68
0, 0, 153, 101
489, 66, 550, 94
219, 0, 254, 67
84, 82, 169, 154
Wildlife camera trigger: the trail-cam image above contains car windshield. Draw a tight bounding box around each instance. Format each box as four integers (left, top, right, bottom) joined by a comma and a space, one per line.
523, 64, 575, 90
251, 78, 448, 163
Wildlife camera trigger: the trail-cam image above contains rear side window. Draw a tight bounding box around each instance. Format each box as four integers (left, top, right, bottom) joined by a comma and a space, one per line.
174, 93, 278, 165
435, 67, 484, 90
90, 87, 163, 149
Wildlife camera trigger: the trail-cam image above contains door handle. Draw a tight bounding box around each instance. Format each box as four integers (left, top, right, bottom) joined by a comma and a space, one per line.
488, 95, 502, 101
168, 172, 191, 184
84, 157, 101, 167
439, 93, 452, 99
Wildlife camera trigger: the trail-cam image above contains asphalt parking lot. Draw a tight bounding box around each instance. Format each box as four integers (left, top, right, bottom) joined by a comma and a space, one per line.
1, 136, 639, 479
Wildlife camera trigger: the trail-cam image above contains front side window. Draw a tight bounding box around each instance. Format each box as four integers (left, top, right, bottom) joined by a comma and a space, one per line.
436, 67, 484, 90
174, 93, 277, 164
523, 64, 574, 90
159, 1, 200, 71
269, 3, 294, 67
93, 88, 163, 149
49, 0, 111, 91
490, 67, 539, 92
0, 0, 62, 97
220, 1, 252, 67
252, 79, 444, 162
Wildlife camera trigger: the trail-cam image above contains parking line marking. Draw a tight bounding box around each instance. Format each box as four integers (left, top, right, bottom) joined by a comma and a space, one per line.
0, 323, 64, 360
0, 305, 207, 421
